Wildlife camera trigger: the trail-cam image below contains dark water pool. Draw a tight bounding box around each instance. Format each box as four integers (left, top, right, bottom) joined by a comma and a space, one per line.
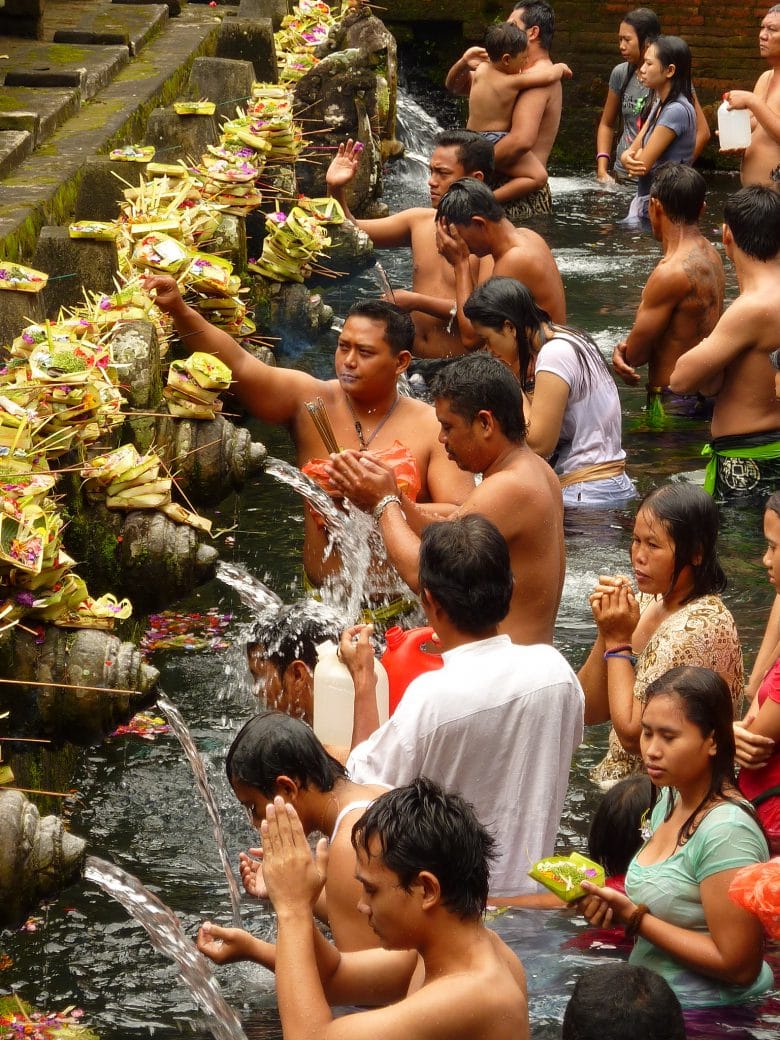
1, 111, 777, 1039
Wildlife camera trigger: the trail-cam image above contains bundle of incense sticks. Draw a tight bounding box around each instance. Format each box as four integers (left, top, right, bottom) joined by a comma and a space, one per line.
305, 397, 340, 454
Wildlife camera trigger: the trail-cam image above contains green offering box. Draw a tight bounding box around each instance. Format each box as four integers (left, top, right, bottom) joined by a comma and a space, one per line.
528, 852, 605, 902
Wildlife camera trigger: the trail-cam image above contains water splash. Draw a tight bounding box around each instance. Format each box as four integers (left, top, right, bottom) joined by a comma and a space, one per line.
263, 457, 399, 623
156, 693, 242, 926
84, 856, 248, 1040
263, 457, 347, 539
216, 561, 283, 613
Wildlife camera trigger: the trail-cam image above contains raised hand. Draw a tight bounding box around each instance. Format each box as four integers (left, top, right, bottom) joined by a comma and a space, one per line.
261, 797, 328, 914
326, 139, 364, 191
239, 847, 268, 899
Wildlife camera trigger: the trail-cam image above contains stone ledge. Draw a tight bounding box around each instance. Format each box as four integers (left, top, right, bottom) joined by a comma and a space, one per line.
0, 10, 220, 260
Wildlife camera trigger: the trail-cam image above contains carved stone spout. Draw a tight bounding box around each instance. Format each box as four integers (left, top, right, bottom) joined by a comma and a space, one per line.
0, 789, 86, 929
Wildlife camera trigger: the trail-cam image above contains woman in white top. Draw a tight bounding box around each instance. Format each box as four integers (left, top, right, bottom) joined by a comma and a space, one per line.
464, 276, 636, 506
220, 710, 388, 951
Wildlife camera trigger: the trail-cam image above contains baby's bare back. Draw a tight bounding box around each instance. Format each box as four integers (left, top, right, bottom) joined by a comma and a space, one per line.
467, 64, 521, 133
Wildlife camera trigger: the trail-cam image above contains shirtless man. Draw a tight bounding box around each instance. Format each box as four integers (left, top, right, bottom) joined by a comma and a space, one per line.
197, 780, 529, 1040
726, 6, 780, 186
434, 178, 566, 347
612, 163, 725, 425
669, 185, 780, 499
143, 275, 474, 591
447, 2, 562, 220
464, 22, 570, 201
325, 131, 493, 359
327, 352, 565, 646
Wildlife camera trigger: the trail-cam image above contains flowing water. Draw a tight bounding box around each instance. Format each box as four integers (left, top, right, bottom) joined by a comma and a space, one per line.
156, 694, 243, 928
83, 857, 247, 1040
1, 85, 778, 1040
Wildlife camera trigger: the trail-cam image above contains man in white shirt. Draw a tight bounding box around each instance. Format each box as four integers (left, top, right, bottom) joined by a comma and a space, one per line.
344, 514, 584, 897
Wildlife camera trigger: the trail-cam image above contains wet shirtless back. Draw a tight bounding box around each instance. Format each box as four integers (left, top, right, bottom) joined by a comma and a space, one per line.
670, 186, 780, 438
670, 186, 780, 497
613, 164, 724, 395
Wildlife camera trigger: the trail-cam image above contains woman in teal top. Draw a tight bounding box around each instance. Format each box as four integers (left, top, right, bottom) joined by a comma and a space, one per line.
579, 666, 772, 1008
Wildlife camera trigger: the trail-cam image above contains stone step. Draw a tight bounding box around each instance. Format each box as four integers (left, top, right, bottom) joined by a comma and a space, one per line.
0, 5, 222, 259
52, 2, 170, 57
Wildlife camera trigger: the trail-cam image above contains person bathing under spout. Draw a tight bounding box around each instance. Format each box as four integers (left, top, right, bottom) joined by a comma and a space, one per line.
143, 275, 474, 617
198, 778, 531, 1040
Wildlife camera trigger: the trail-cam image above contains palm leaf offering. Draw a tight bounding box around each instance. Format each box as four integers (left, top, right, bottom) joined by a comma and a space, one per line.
528, 852, 605, 902
164, 352, 232, 420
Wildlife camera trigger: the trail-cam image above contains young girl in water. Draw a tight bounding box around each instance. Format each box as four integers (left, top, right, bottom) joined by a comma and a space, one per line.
622, 35, 697, 221
463, 276, 635, 506
224, 711, 388, 951
596, 7, 661, 183
579, 483, 743, 787
736, 491, 780, 853
579, 665, 772, 1008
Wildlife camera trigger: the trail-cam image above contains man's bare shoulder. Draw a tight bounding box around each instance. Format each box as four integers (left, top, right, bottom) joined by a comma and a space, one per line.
754, 68, 774, 99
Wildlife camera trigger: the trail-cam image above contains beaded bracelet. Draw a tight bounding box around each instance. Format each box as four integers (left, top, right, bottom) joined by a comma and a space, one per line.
373, 494, 401, 522
624, 903, 649, 939
604, 649, 638, 665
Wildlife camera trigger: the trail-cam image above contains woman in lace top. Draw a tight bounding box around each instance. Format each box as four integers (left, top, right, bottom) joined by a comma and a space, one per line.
578, 484, 743, 788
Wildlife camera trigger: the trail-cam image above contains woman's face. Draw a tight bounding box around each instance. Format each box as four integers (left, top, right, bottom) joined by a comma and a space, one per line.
641, 692, 716, 790
763, 508, 780, 587
631, 507, 680, 596
640, 44, 672, 92
618, 22, 641, 65
473, 321, 520, 375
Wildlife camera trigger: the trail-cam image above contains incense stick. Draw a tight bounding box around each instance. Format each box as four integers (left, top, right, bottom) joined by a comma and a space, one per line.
305, 397, 340, 454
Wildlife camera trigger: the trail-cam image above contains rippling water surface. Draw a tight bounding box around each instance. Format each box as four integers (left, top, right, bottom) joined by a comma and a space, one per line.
2, 86, 777, 1040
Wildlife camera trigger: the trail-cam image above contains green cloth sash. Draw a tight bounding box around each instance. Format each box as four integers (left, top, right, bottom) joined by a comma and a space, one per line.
702, 439, 780, 494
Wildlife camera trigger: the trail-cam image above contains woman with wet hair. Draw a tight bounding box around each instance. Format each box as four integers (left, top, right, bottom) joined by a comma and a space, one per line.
579, 483, 743, 787
463, 276, 635, 506
622, 35, 698, 220
596, 7, 661, 183
579, 666, 772, 1008
224, 711, 389, 950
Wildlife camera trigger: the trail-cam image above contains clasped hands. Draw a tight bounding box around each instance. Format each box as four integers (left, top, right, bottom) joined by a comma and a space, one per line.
589, 574, 639, 646
197, 796, 328, 965
325, 450, 400, 512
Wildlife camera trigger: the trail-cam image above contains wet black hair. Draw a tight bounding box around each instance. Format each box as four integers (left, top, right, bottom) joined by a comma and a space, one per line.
225, 710, 346, 800
463, 276, 609, 394
643, 666, 758, 847
433, 130, 494, 178
618, 7, 662, 120
562, 963, 685, 1040
430, 350, 527, 443
724, 185, 780, 261
512, 2, 555, 51
485, 22, 527, 61
436, 178, 504, 225
588, 774, 652, 877
346, 299, 415, 355
638, 484, 726, 601
352, 777, 496, 919
766, 490, 780, 517
649, 162, 706, 224
248, 601, 343, 675
648, 35, 693, 103
621, 7, 661, 57
418, 514, 513, 633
